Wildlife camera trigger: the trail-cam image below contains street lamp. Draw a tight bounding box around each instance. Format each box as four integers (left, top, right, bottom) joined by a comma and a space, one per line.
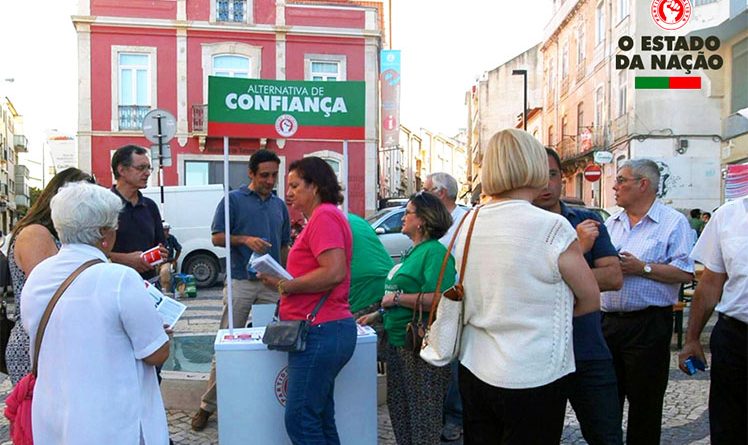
512, 69, 528, 131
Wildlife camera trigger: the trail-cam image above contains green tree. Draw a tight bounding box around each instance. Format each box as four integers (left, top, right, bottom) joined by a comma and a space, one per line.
28, 186, 42, 209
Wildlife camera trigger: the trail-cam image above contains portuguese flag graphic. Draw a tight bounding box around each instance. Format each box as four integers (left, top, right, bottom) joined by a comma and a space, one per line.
635, 76, 701, 89
208, 76, 365, 140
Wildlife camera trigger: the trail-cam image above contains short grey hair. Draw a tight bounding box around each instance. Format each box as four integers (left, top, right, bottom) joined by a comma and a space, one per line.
427, 172, 458, 200
619, 159, 660, 193
51, 182, 123, 245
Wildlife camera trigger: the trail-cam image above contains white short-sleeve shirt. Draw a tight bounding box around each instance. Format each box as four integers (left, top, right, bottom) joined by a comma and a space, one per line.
22, 243, 169, 445
439, 205, 469, 250
457, 200, 577, 388
690, 197, 748, 323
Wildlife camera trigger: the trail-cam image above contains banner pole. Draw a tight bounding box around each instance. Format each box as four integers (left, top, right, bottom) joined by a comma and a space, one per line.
223, 136, 234, 335
343, 140, 349, 214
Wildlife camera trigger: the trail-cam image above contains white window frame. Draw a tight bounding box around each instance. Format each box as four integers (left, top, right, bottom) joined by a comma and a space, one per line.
594, 85, 605, 126
304, 54, 347, 81
305, 150, 345, 182
212, 54, 251, 78
111, 46, 158, 132
210, 0, 253, 24
596, 1, 605, 46
179, 153, 286, 197
547, 58, 555, 96
618, 71, 628, 117
202, 42, 262, 101
618, 0, 629, 22
561, 41, 569, 79
577, 24, 586, 62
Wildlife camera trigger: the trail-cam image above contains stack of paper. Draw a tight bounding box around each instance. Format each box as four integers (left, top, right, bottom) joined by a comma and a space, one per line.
250, 254, 293, 280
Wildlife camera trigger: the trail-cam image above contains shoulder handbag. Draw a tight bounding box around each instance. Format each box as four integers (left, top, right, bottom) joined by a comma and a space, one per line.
4, 259, 102, 445
420, 205, 482, 367
403, 292, 424, 353
0, 297, 15, 375
262, 291, 331, 352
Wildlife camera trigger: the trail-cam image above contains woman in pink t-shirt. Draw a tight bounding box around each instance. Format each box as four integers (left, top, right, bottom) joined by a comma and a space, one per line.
259, 156, 355, 445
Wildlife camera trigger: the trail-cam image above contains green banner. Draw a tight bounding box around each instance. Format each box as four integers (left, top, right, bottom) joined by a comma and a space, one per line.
208, 76, 365, 140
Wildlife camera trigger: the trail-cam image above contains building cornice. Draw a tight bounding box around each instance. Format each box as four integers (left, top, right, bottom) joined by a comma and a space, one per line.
71, 15, 381, 38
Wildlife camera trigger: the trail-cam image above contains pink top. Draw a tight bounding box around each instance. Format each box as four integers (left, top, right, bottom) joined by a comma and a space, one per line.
281, 203, 353, 324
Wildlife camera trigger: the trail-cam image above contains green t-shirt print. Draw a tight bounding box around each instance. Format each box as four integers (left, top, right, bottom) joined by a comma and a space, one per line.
383, 239, 456, 347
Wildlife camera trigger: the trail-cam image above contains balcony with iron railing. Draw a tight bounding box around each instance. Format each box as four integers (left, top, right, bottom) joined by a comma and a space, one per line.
192, 104, 207, 134
118, 105, 151, 131
557, 136, 577, 160
13, 135, 28, 152
557, 127, 609, 161
576, 59, 586, 82
560, 76, 570, 97
611, 113, 630, 142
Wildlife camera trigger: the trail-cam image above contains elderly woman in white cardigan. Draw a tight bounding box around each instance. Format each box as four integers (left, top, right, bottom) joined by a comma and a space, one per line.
455, 129, 600, 445
21, 182, 171, 445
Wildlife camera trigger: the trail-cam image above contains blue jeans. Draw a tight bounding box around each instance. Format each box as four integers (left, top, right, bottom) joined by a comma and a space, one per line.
443, 359, 463, 426
567, 359, 623, 445
285, 318, 356, 445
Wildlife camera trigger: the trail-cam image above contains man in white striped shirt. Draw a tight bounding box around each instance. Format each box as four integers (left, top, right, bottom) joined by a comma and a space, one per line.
602, 159, 694, 444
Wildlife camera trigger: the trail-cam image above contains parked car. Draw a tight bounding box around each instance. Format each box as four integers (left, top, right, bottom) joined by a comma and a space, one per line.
367, 204, 470, 263
142, 184, 226, 288
561, 197, 611, 221
367, 206, 411, 263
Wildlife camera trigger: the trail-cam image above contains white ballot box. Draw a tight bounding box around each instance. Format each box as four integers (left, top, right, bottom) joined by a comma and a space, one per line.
215, 325, 378, 445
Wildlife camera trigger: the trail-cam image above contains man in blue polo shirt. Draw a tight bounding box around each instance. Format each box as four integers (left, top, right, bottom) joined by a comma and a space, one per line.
109, 145, 167, 281
534, 148, 624, 445
192, 149, 290, 431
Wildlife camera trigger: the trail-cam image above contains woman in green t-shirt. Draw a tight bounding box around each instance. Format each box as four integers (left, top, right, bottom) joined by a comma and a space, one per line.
358, 192, 456, 445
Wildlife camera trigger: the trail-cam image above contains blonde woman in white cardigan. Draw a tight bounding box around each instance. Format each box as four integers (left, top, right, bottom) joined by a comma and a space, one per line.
455, 129, 600, 445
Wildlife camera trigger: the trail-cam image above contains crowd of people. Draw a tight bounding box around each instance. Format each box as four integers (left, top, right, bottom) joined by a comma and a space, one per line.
0, 130, 745, 445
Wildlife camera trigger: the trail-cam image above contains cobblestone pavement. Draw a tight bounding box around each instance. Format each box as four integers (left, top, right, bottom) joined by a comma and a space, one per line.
0, 286, 716, 444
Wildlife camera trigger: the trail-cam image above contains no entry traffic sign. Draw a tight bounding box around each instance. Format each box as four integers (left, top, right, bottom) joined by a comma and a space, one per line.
584, 164, 602, 182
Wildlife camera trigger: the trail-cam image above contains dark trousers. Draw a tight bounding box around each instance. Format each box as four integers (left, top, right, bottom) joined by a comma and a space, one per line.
568, 359, 623, 445
459, 364, 568, 445
284, 318, 356, 445
443, 359, 463, 426
602, 306, 672, 445
709, 314, 748, 445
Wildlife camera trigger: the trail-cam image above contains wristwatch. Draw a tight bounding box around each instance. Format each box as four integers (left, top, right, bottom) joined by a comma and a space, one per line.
643, 263, 653, 275
393, 291, 401, 307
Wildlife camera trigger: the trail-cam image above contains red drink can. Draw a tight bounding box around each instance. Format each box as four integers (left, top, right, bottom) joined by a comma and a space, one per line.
141, 246, 164, 266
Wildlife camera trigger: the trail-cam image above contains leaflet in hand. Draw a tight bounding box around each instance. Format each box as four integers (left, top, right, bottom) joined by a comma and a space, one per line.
145, 281, 187, 328
250, 253, 293, 280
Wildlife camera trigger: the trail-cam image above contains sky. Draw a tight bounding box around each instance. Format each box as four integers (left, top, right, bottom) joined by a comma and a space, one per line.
0, 0, 552, 181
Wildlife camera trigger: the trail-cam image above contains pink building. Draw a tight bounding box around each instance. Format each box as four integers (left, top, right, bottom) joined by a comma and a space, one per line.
73, 0, 382, 215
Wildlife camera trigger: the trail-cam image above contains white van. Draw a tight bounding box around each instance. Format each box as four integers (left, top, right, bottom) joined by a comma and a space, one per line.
142, 184, 225, 288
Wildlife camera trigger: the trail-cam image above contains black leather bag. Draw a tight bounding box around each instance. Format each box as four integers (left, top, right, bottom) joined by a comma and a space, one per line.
0, 248, 14, 375
0, 300, 14, 375
263, 291, 330, 352
403, 292, 425, 353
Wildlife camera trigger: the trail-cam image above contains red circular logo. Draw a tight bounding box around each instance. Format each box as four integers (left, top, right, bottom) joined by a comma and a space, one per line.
651, 0, 692, 30
274, 366, 289, 406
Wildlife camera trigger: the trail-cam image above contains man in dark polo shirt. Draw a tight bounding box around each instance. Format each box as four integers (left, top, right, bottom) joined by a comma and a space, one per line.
534, 148, 624, 445
192, 149, 290, 431
109, 145, 167, 281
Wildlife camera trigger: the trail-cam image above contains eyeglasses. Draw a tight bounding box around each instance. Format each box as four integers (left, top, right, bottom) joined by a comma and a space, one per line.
130, 164, 153, 172
422, 186, 440, 193
615, 176, 643, 184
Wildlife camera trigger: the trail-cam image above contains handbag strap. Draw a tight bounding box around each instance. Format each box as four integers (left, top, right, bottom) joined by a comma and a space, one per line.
273, 290, 332, 323
31, 259, 103, 376
427, 205, 482, 327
